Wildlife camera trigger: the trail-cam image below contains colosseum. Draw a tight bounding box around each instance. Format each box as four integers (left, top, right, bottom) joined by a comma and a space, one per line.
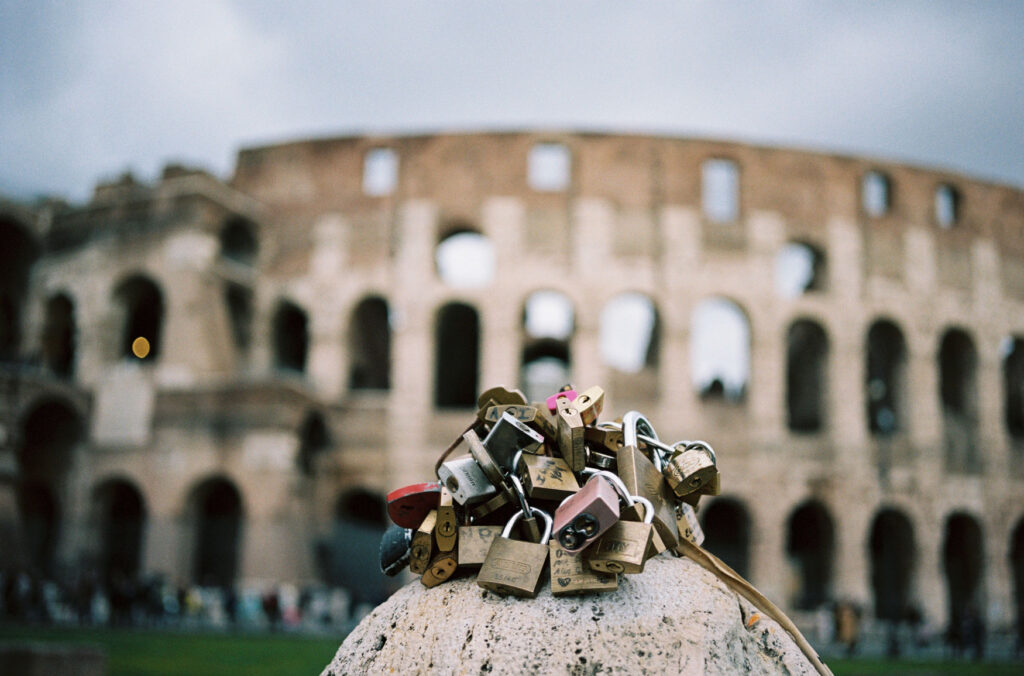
1, 130, 1022, 637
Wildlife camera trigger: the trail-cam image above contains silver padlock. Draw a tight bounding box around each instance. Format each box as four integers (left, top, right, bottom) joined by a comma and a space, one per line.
483, 412, 545, 470
438, 455, 498, 506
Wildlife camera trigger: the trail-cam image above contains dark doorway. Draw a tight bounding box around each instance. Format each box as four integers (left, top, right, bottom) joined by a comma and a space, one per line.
95, 480, 146, 583
320, 489, 389, 605
866, 320, 906, 436
786, 500, 835, 609
942, 512, 984, 635
297, 411, 331, 476
939, 329, 979, 472
1004, 338, 1024, 442
700, 498, 751, 578
348, 296, 391, 391
1011, 517, 1024, 651
17, 482, 59, 575
434, 302, 479, 408
192, 477, 243, 588
42, 294, 76, 377
272, 301, 309, 372
786, 319, 828, 432
869, 508, 915, 621
114, 275, 164, 360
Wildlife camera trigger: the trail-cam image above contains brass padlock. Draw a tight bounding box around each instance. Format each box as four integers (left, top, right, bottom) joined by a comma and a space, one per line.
420, 550, 458, 588
549, 539, 618, 596
464, 428, 508, 494
518, 452, 580, 502
409, 509, 437, 575
573, 385, 605, 425
555, 395, 586, 472
476, 385, 528, 410
477, 508, 553, 598
468, 491, 513, 522
480, 404, 541, 429
663, 441, 717, 498
588, 495, 655, 575
457, 524, 501, 567
616, 411, 680, 550
676, 502, 705, 546
435, 487, 457, 552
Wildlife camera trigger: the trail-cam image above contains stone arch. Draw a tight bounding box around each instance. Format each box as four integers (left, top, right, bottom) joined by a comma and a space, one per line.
866, 319, 907, 436
16, 398, 84, 574
219, 216, 258, 266
41, 292, 76, 377
775, 241, 827, 297
347, 295, 391, 391
939, 328, 979, 472
601, 292, 661, 401
434, 302, 480, 408
435, 224, 494, 289
188, 476, 244, 588
521, 290, 574, 401
0, 214, 39, 362
700, 497, 752, 579
113, 273, 165, 361
786, 318, 829, 433
297, 410, 331, 476
92, 477, 147, 583
272, 299, 309, 372
1010, 516, 1024, 647
691, 297, 750, 402
785, 499, 835, 610
868, 507, 916, 621
942, 511, 984, 640
1003, 336, 1024, 442
319, 488, 388, 604
862, 170, 893, 217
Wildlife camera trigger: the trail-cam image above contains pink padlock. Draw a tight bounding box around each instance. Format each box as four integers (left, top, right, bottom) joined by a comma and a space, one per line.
552, 474, 620, 553
545, 388, 578, 414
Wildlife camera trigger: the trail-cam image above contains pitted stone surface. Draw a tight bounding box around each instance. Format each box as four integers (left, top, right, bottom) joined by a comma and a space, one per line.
321, 555, 819, 675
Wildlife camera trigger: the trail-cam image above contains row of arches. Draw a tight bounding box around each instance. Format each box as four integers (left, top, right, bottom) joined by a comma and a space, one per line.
702, 497, 1022, 629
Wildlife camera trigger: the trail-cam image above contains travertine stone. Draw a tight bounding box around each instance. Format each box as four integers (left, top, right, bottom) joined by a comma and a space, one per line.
322, 555, 818, 675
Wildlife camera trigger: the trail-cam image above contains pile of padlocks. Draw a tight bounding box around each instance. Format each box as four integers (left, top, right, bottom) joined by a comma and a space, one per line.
379, 385, 720, 598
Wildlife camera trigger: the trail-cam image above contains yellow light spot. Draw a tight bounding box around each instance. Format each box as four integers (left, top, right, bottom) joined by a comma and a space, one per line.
132, 337, 150, 359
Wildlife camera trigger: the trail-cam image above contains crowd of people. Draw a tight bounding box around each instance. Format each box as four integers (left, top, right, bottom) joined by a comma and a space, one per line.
0, 567, 368, 633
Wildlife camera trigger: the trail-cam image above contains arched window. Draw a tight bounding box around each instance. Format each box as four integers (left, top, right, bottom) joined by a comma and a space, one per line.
702, 158, 740, 223
113, 275, 164, 361
691, 298, 750, 402
775, 242, 826, 298
435, 228, 494, 289
785, 500, 835, 610
867, 320, 907, 436
272, 301, 309, 373
700, 498, 752, 579
935, 184, 961, 229
190, 476, 243, 588
786, 319, 828, 433
348, 296, 391, 391
942, 512, 984, 636
528, 143, 571, 192
219, 217, 258, 266
521, 291, 574, 401
600, 292, 659, 373
862, 170, 892, 217
939, 329, 979, 472
224, 283, 253, 355
434, 303, 480, 408
93, 478, 146, 583
363, 147, 398, 196
869, 508, 915, 621
0, 217, 39, 363
42, 294, 76, 377
1003, 337, 1024, 442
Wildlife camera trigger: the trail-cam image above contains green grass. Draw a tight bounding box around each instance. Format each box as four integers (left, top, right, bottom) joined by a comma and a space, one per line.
828, 656, 1022, 676
0, 625, 343, 676
2, 625, 1022, 675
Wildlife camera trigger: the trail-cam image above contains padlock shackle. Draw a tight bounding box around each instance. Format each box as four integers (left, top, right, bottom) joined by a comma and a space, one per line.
508, 474, 531, 515
503, 508, 553, 543
581, 469, 635, 507
632, 496, 655, 524
681, 440, 717, 465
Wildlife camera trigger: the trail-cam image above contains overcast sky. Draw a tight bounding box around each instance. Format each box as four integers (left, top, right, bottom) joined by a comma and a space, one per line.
1, 1, 1022, 202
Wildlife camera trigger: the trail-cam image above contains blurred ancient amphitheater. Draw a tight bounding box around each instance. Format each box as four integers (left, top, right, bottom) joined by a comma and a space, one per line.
1, 131, 1022, 632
